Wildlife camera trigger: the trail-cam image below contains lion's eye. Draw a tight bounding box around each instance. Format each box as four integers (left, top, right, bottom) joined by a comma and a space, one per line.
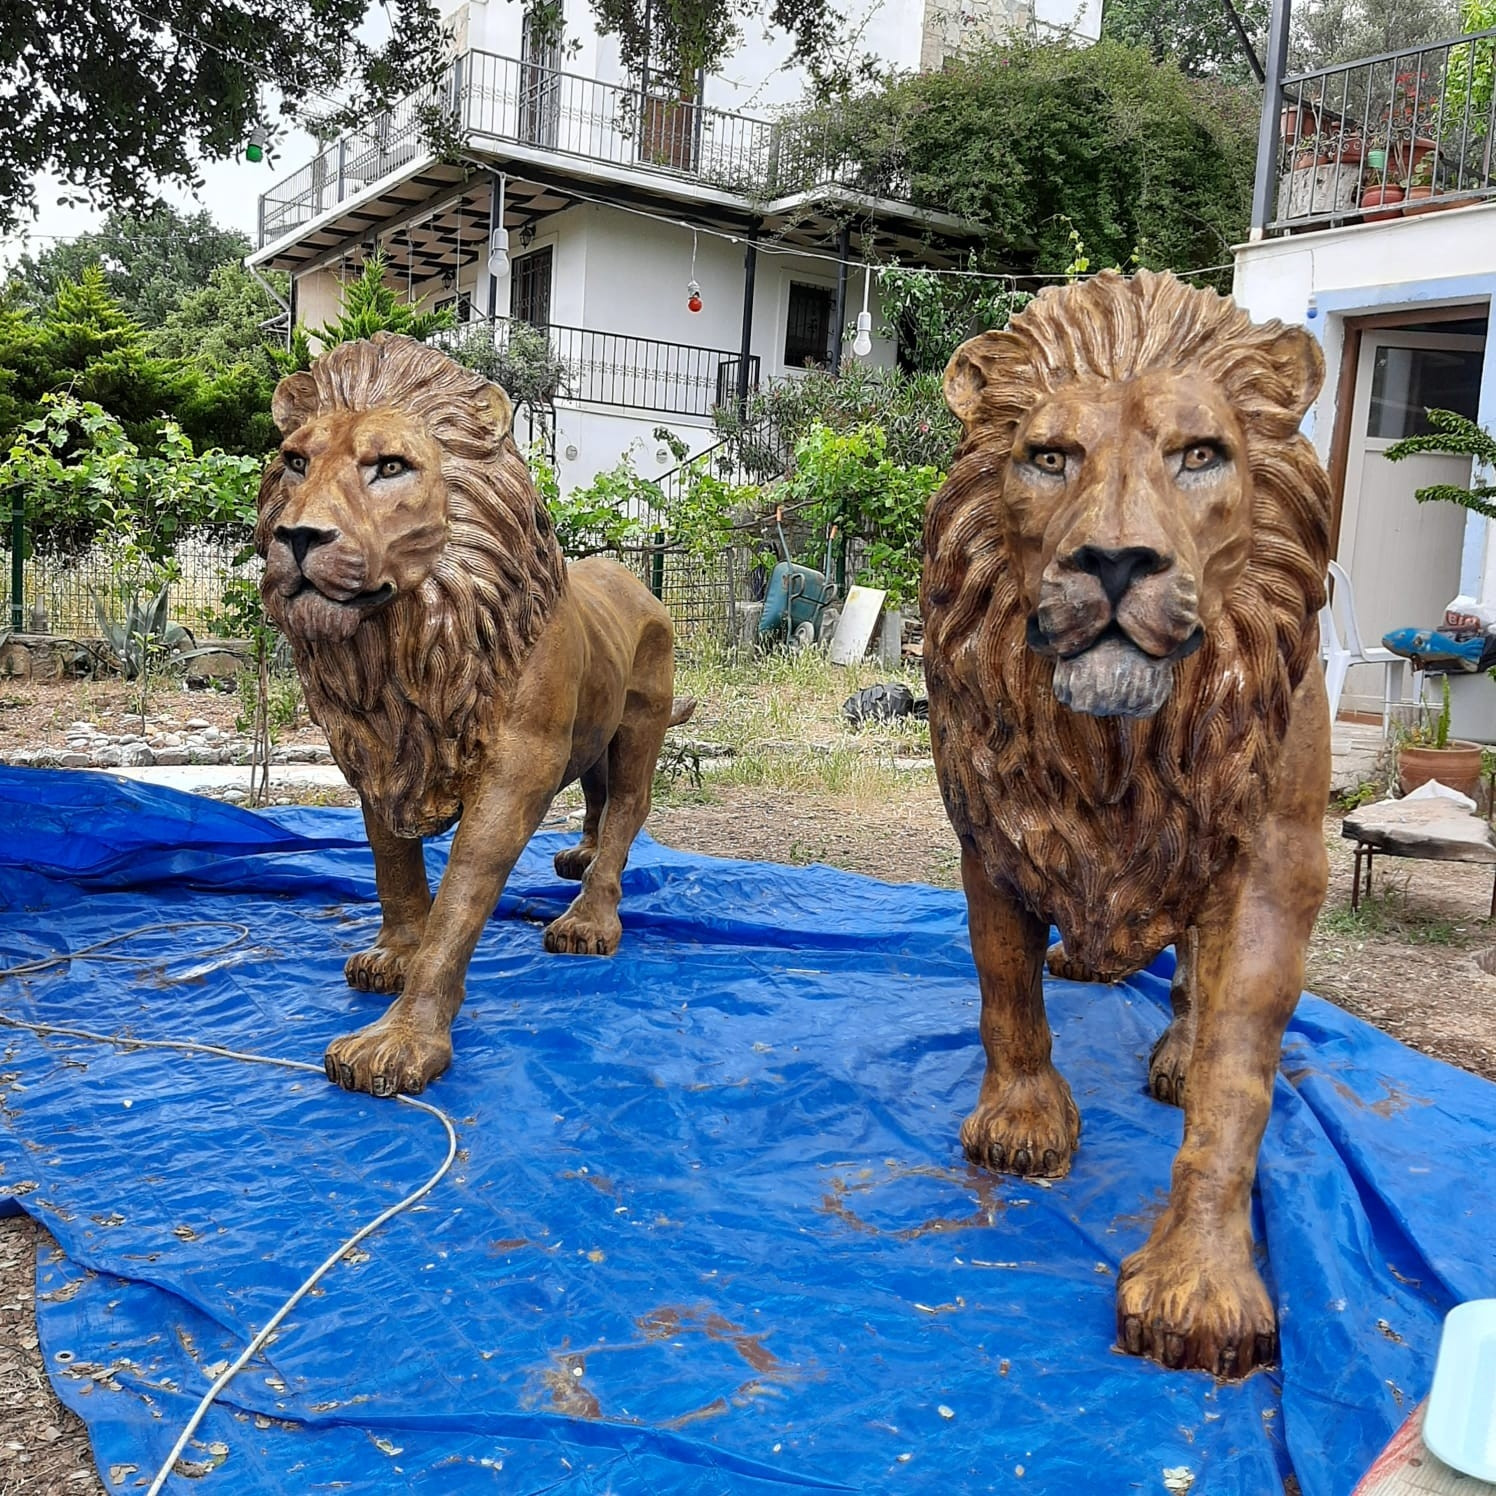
1030, 449, 1067, 475
376, 457, 409, 480
283, 452, 307, 475
1180, 443, 1224, 473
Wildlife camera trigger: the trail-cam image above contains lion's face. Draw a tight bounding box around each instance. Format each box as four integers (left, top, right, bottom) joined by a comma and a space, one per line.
1005, 368, 1252, 719
262, 406, 450, 644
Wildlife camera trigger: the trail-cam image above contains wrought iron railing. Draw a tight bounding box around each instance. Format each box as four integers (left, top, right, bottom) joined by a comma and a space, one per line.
1267, 27, 1496, 230
258, 49, 853, 246
434, 317, 761, 419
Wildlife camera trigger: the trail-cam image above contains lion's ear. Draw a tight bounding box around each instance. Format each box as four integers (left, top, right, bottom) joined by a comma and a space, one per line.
271, 372, 319, 436
478, 382, 514, 441
944, 331, 1026, 427
1260, 324, 1325, 422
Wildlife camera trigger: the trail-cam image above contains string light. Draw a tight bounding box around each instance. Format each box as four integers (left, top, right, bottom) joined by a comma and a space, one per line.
852, 263, 873, 357
686, 227, 702, 313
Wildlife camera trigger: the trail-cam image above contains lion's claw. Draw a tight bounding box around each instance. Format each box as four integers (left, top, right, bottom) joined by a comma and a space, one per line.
1147, 1020, 1193, 1107
960, 1067, 1080, 1178
543, 908, 621, 956
553, 846, 596, 881
344, 943, 414, 995
323, 1012, 451, 1098
1116, 1220, 1278, 1378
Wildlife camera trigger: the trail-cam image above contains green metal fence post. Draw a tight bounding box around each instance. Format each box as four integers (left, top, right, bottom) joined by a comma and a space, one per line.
650, 530, 665, 600
9, 487, 22, 630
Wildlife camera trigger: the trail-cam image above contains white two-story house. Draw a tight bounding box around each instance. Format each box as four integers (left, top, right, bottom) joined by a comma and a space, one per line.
247, 0, 1097, 495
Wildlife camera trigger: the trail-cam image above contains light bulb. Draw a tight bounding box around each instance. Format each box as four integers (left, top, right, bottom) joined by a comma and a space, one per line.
852, 309, 872, 357
488, 226, 510, 278
687, 279, 702, 313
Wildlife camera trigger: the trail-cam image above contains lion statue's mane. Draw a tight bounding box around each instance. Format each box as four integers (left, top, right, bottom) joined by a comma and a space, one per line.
255, 336, 568, 835
922, 271, 1330, 977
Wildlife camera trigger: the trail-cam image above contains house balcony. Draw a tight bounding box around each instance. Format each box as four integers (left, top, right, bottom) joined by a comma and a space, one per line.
257, 49, 860, 250
433, 316, 761, 421
1255, 25, 1496, 236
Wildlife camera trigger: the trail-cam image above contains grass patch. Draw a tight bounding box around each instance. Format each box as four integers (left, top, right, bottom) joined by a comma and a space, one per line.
1318, 887, 1469, 945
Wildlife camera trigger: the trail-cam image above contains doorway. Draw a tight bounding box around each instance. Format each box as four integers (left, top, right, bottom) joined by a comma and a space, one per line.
1333, 319, 1485, 714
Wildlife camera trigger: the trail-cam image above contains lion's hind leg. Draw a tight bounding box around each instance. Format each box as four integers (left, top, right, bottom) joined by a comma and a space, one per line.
1147, 927, 1197, 1107
554, 762, 607, 881
545, 643, 673, 957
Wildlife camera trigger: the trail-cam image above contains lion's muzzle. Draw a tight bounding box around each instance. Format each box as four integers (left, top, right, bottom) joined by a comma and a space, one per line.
263, 524, 398, 643
1032, 545, 1203, 719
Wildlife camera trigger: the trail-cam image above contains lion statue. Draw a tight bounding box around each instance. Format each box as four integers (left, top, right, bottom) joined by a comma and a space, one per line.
257, 332, 693, 1099
921, 270, 1331, 1378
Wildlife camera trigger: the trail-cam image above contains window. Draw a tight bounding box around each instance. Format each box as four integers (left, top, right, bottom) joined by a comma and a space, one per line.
1367, 345, 1484, 439
519, 6, 561, 146
435, 291, 473, 321
783, 282, 833, 369
510, 246, 553, 330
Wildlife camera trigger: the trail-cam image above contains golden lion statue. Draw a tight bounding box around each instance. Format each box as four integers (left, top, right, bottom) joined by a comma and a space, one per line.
257, 333, 692, 1098
921, 271, 1331, 1377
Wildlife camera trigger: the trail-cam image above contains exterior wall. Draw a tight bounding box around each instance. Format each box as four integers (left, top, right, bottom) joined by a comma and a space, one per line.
1233, 205, 1496, 717
1233, 203, 1496, 583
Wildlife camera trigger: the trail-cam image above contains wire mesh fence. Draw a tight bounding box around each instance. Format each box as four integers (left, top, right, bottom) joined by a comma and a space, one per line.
2, 531, 259, 640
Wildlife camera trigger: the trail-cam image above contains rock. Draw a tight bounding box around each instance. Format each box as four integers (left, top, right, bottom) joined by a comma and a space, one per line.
149, 733, 182, 749
202, 726, 222, 741
118, 733, 144, 745
68, 721, 93, 735
1343, 796, 1496, 863
118, 744, 154, 767
153, 749, 190, 766
93, 746, 123, 767
57, 753, 91, 768
184, 717, 211, 730
220, 788, 247, 803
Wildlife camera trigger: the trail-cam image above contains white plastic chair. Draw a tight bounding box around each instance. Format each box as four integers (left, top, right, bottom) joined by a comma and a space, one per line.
1319, 559, 1405, 737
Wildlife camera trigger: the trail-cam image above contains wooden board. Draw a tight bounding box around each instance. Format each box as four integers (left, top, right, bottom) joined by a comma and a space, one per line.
1354, 1402, 1496, 1495
828, 585, 887, 665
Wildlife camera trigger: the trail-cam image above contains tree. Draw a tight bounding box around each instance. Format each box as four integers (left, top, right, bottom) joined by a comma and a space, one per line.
149, 261, 287, 376
5, 206, 253, 327
0, 2, 453, 235
1290, 0, 1463, 67
587, 0, 841, 95
1101, 0, 1269, 81
797, 40, 1259, 279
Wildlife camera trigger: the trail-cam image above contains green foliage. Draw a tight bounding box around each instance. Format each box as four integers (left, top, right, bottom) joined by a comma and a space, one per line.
1291, 0, 1463, 69
1385, 408, 1496, 521
791, 39, 1258, 278
148, 261, 287, 377
715, 363, 958, 479
279, 254, 456, 370
1102, 0, 1268, 80
781, 423, 945, 605
0, 2, 455, 235
1445, 0, 1496, 132
448, 322, 572, 413
547, 452, 654, 558
875, 265, 1031, 376
5, 206, 254, 328
92, 580, 196, 679
1401, 673, 1454, 748
0, 266, 277, 467
0, 392, 261, 562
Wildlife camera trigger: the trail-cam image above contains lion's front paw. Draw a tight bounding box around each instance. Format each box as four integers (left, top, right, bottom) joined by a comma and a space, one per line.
543, 907, 622, 956
1045, 940, 1103, 984
344, 943, 414, 995
1117, 1219, 1277, 1377
960, 1066, 1081, 1177
553, 845, 596, 881
324, 1011, 452, 1098
1147, 1019, 1194, 1107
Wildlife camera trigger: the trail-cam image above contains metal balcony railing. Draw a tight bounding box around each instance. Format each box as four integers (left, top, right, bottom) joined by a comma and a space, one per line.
434, 317, 761, 419
258, 50, 857, 246
1265, 27, 1496, 231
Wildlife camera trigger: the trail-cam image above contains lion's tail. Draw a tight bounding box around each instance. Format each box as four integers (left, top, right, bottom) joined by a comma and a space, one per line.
668, 696, 697, 727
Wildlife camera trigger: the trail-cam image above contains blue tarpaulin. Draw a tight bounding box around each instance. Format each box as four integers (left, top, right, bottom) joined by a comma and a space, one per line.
0, 765, 1493, 1495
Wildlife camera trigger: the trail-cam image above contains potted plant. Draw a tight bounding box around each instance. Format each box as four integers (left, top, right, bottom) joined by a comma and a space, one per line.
1402, 153, 1440, 211
1396, 675, 1485, 797
1360, 172, 1406, 219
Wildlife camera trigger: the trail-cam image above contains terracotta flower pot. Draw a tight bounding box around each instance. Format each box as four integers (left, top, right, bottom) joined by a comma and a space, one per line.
1397, 739, 1484, 799
1403, 184, 1438, 213
1360, 184, 1406, 221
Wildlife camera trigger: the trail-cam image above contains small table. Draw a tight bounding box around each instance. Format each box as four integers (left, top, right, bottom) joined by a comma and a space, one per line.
1342, 796, 1496, 916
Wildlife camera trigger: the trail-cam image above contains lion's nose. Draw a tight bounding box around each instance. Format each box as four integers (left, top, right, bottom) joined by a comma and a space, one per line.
276, 525, 340, 569
1068, 545, 1167, 606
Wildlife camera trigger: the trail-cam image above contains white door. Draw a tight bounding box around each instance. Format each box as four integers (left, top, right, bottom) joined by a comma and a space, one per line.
1337, 331, 1483, 713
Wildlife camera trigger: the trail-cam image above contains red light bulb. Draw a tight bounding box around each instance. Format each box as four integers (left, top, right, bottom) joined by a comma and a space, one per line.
687, 279, 702, 313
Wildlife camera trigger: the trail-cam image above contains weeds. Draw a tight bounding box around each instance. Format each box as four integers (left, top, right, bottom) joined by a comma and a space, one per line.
1319, 882, 1470, 945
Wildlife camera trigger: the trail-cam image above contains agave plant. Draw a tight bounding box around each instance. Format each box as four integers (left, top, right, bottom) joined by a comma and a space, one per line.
92, 581, 196, 680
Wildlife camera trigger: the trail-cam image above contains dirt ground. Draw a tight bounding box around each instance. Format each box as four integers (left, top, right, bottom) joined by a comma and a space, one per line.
4, 673, 1496, 1491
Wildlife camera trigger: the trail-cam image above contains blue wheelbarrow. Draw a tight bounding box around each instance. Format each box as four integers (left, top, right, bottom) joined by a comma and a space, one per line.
759, 513, 838, 649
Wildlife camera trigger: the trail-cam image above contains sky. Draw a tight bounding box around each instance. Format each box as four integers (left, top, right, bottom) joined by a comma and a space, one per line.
1, 130, 320, 272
